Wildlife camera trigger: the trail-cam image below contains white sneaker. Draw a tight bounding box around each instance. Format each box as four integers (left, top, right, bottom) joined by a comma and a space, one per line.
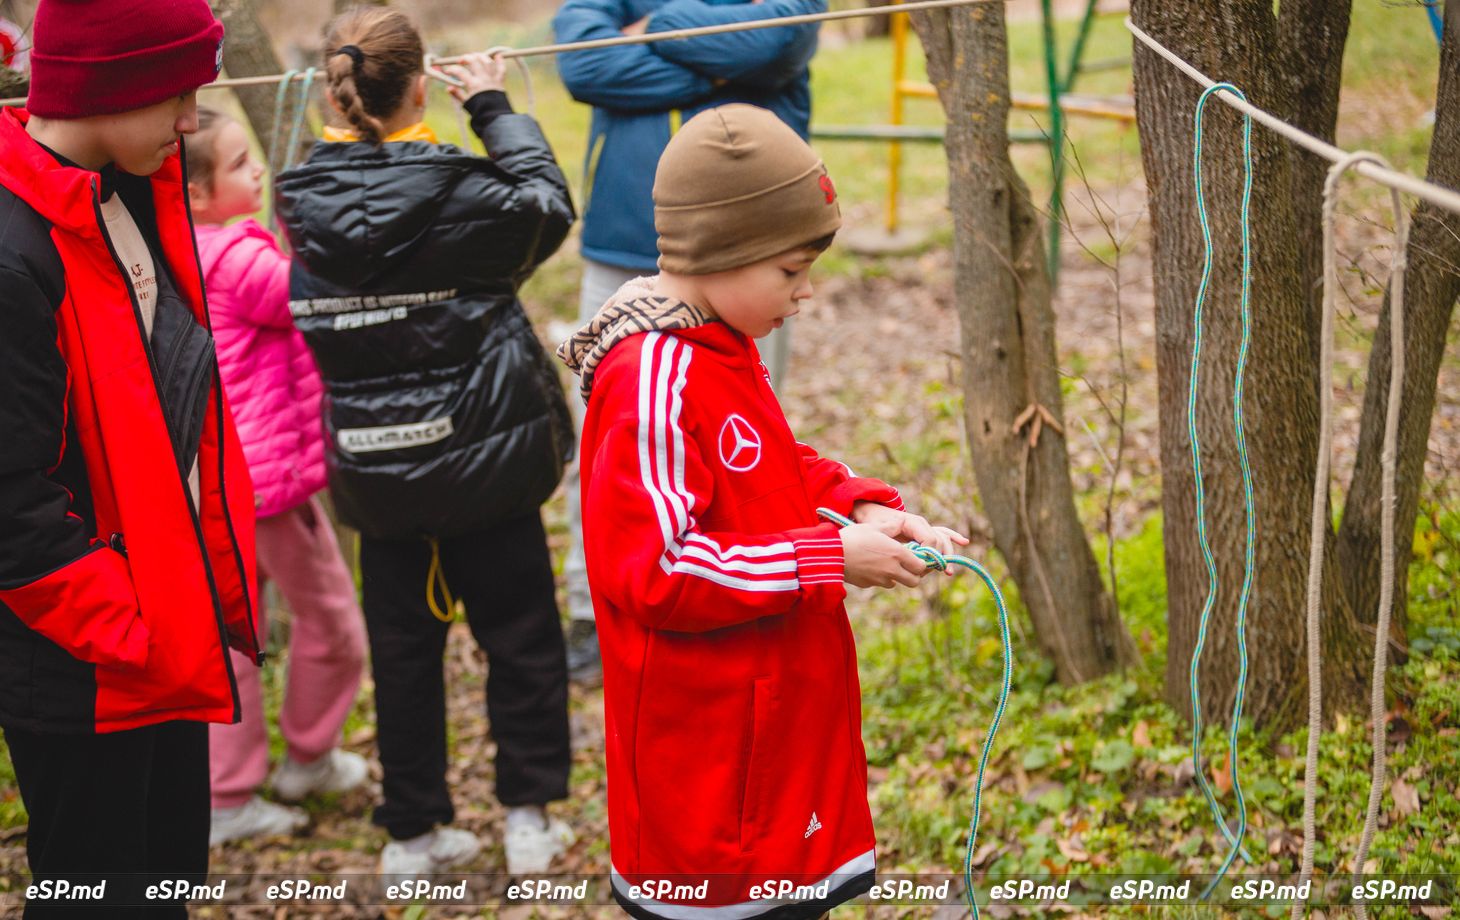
504, 806, 575, 875
209, 795, 309, 846
270, 748, 369, 802
380, 827, 483, 880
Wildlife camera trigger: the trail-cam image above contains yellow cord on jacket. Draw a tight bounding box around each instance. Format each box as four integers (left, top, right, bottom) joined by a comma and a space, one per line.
426, 537, 459, 623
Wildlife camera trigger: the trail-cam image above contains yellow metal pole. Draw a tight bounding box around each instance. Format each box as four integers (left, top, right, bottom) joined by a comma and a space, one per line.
1010, 91, 1135, 122
888, 3, 907, 234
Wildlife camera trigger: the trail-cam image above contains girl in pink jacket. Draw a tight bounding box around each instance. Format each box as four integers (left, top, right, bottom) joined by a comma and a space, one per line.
188, 106, 368, 846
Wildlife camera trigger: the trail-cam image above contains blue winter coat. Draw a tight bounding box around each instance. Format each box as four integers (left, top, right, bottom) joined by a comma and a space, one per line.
553, 0, 823, 272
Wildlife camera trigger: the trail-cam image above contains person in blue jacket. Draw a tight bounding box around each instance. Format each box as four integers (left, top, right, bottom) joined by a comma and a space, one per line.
552, 0, 825, 682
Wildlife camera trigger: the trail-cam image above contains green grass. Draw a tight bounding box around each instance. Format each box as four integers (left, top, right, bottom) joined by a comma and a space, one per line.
855, 505, 1460, 906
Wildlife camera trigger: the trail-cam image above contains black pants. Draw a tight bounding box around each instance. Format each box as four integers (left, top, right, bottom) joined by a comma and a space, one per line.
360, 513, 570, 840
2, 720, 209, 919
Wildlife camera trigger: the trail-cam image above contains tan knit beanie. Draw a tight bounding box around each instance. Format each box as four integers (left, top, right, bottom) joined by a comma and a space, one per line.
654, 104, 841, 275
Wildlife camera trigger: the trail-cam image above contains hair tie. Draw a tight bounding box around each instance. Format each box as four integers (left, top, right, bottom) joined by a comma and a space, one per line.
333, 44, 364, 70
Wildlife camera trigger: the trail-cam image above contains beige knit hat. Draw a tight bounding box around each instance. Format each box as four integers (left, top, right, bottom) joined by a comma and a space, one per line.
654, 104, 842, 275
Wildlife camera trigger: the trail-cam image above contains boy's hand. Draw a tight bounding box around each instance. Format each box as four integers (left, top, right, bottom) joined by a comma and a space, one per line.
839, 524, 926, 589
851, 501, 969, 576
622, 15, 650, 36
443, 52, 508, 104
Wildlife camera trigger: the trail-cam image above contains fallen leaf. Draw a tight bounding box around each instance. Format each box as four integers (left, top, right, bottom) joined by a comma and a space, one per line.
1173, 758, 1196, 786
1056, 835, 1090, 863
1132, 720, 1152, 748
1391, 777, 1421, 816
1212, 751, 1233, 795
1011, 760, 1032, 795
968, 841, 998, 867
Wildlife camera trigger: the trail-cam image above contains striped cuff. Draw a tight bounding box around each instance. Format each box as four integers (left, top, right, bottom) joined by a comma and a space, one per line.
793, 523, 845, 591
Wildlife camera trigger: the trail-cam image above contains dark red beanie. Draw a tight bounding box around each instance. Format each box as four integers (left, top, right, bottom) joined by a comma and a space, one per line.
27, 0, 224, 119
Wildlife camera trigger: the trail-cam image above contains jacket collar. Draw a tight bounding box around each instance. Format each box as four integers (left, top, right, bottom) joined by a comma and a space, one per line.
321, 121, 440, 144
557, 274, 757, 403
0, 108, 105, 235
0, 108, 187, 237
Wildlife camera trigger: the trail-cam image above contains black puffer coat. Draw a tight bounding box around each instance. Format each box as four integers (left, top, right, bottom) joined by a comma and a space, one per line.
275, 97, 575, 539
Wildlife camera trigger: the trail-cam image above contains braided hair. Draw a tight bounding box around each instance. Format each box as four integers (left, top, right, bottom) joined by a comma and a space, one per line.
322, 6, 424, 145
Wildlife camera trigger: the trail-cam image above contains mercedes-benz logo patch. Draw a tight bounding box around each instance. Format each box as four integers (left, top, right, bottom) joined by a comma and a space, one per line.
718, 414, 762, 472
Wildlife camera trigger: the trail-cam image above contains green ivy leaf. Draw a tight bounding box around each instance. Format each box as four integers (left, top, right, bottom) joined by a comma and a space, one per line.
1092, 740, 1136, 773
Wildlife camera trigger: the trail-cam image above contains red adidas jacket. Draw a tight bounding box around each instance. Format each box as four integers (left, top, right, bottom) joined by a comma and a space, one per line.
580, 322, 903, 919
0, 109, 259, 733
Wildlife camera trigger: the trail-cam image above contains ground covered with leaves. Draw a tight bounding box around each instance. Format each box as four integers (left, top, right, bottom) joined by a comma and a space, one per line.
2, 4, 1456, 919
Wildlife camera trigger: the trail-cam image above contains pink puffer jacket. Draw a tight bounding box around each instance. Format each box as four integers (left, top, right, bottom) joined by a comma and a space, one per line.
196, 219, 325, 518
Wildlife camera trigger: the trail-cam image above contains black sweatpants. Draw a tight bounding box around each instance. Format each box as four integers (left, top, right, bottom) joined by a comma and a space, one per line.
360, 513, 570, 840
2, 720, 209, 919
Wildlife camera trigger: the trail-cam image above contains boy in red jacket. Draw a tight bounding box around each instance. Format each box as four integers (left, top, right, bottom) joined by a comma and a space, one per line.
0, 1, 258, 915
559, 104, 965, 920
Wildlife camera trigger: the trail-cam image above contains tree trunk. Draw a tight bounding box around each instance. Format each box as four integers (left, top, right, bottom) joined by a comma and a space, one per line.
0, 0, 29, 101
1333, 0, 1460, 652
1132, 0, 1375, 732
0, 69, 24, 101
212, 0, 314, 169
864, 0, 891, 39
909, 4, 1137, 685
1277, 0, 1352, 368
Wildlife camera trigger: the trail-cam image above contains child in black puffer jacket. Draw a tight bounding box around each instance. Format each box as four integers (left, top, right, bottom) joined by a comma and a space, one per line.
274, 5, 575, 879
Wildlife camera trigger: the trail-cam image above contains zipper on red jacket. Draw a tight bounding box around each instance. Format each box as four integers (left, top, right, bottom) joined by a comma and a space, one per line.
89, 177, 245, 723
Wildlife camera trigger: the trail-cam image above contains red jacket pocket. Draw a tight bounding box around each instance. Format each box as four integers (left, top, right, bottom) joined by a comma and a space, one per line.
0, 544, 149, 670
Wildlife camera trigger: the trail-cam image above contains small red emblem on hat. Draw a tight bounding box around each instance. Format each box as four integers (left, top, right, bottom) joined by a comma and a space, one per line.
819, 174, 836, 204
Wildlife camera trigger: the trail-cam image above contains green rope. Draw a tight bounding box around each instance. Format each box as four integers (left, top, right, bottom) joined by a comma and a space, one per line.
265, 68, 298, 233
1187, 81, 1256, 899
264, 67, 318, 237
283, 66, 318, 171
267, 68, 299, 178
815, 508, 1012, 920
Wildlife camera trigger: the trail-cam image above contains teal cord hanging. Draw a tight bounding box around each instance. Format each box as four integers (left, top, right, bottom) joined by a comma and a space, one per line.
267, 68, 299, 178
265, 67, 317, 233
815, 508, 1012, 920
283, 67, 318, 169
1187, 81, 1256, 899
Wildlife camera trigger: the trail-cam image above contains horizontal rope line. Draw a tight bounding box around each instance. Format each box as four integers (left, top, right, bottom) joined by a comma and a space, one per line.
1125, 17, 1460, 216
0, 0, 1001, 102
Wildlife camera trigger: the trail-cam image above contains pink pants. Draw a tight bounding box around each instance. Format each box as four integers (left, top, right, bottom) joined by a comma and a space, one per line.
209, 496, 366, 808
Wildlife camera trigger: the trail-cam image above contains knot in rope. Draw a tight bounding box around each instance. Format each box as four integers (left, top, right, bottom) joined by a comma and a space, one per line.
907, 542, 949, 573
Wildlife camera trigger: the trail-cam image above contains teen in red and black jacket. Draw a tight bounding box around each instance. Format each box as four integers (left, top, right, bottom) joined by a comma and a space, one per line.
0, 108, 259, 736
0, 88, 259, 916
